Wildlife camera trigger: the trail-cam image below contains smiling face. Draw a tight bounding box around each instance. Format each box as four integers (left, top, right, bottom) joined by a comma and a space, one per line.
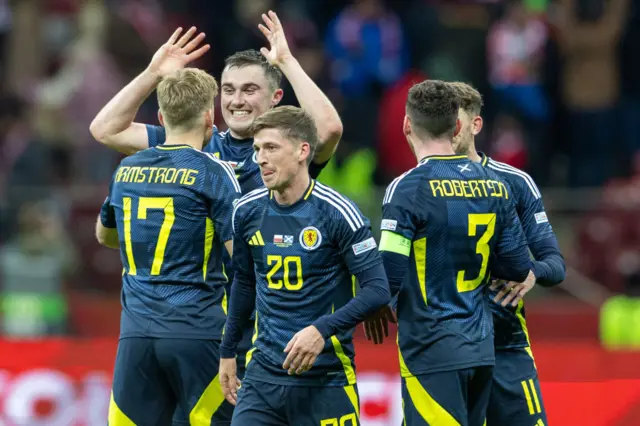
253, 127, 310, 191
220, 64, 281, 139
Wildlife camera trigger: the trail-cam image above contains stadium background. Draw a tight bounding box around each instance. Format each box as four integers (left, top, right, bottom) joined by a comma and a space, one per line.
0, 0, 639, 424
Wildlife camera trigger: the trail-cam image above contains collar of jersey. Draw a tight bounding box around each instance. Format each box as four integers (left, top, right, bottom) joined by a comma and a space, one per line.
418, 154, 467, 164
155, 144, 194, 151
477, 151, 490, 166
269, 179, 315, 212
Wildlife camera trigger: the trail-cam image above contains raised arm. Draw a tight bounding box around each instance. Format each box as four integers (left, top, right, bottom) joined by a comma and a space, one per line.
89, 27, 210, 155
259, 11, 343, 164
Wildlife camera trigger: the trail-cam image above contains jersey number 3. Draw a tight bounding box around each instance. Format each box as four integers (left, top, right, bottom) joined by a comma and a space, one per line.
123, 197, 175, 276
266, 255, 303, 290
457, 213, 496, 293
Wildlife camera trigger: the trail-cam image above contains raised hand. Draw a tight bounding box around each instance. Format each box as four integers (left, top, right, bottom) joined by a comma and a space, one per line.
148, 27, 210, 78
258, 10, 293, 66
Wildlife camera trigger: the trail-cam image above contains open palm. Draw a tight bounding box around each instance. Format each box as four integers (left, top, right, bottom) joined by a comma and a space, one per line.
258, 11, 292, 66
148, 27, 210, 78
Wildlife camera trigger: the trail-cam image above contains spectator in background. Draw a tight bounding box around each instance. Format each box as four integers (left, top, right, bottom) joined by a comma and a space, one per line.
325, 0, 409, 150
487, 0, 550, 177
556, 0, 628, 187
0, 201, 77, 337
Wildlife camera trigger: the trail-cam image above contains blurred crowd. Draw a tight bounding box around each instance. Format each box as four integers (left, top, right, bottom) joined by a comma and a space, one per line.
0, 0, 639, 336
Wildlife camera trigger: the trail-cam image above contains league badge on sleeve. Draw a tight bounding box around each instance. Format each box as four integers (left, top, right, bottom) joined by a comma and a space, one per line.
299, 226, 322, 251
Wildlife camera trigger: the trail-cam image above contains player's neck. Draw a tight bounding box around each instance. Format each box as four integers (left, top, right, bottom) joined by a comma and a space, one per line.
164, 130, 205, 150
273, 172, 311, 206
413, 138, 455, 162
229, 128, 252, 141
466, 145, 482, 163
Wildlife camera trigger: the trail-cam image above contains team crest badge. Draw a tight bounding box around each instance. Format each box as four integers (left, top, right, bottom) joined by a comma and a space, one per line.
299, 226, 322, 251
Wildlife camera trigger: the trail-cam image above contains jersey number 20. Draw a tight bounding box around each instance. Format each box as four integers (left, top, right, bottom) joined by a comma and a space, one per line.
266, 255, 303, 290
457, 213, 496, 293
123, 197, 175, 276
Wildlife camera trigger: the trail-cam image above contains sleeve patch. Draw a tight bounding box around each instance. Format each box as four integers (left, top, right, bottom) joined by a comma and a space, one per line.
381, 219, 398, 231
352, 237, 377, 256
535, 212, 548, 224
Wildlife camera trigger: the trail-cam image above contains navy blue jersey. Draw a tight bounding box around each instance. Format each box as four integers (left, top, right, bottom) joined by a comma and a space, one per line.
147, 125, 328, 195
481, 154, 555, 349
380, 155, 531, 377
231, 181, 382, 386
100, 145, 242, 339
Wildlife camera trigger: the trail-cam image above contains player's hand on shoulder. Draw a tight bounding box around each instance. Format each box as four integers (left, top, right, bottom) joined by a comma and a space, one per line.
258, 10, 293, 66
219, 357, 241, 406
363, 305, 396, 345
490, 270, 536, 307
283, 325, 325, 375
148, 27, 210, 78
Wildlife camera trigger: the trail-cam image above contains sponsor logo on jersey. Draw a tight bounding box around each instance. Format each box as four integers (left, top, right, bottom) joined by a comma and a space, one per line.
299, 226, 322, 250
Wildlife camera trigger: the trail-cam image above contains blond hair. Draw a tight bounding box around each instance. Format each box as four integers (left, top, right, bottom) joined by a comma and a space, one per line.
251, 106, 319, 164
448, 82, 484, 116
157, 68, 219, 130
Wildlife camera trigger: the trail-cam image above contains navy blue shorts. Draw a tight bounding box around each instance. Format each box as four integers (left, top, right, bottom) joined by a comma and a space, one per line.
108, 337, 233, 426
231, 379, 360, 426
402, 366, 493, 426
487, 347, 547, 426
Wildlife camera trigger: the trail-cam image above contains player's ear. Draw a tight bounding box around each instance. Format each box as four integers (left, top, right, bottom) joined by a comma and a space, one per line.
299, 141, 311, 164
402, 115, 411, 137
158, 110, 165, 127
204, 109, 214, 131
453, 118, 462, 138
472, 115, 483, 136
271, 88, 284, 107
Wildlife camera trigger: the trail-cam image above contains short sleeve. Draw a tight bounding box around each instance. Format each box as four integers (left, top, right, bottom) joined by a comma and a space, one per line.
380, 176, 418, 240
334, 202, 382, 275
146, 125, 166, 148
204, 157, 242, 242
100, 173, 117, 228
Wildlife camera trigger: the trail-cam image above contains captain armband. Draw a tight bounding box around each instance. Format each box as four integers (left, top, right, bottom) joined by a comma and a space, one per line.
379, 230, 411, 257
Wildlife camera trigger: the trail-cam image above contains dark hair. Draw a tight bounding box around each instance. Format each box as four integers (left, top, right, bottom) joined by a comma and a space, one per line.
406, 80, 459, 139
251, 106, 319, 164
224, 49, 283, 91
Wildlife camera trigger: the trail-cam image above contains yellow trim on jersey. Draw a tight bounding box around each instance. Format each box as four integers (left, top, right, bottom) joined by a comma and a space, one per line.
330, 304, 357, 385
516, 300, 538, 368
203, 219, 214, 281
427, 155, 467, 161
404, 376, 461, 425
529, 379, 542, 413
245, 313, 259, 367
379, 231, 411, 257
108, 392, 136, 425
522, 380, 535, 414
413, 238, 427, 305
343, 385, 360, 418
189, 375, 225, 426
481, 155, 489, 166
351, 275, 357, 297
397, 333, 412, 378
537, 420, 546, 426
155, 145, 191, 150
304, 180, 316, 200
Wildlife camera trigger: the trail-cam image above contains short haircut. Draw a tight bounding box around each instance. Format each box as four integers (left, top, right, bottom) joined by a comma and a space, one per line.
448, 82, 484, 116
406, 80, 459, 139
251, 106, 319, 164
224, 49, 283, 91
157, 68, 219, 130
